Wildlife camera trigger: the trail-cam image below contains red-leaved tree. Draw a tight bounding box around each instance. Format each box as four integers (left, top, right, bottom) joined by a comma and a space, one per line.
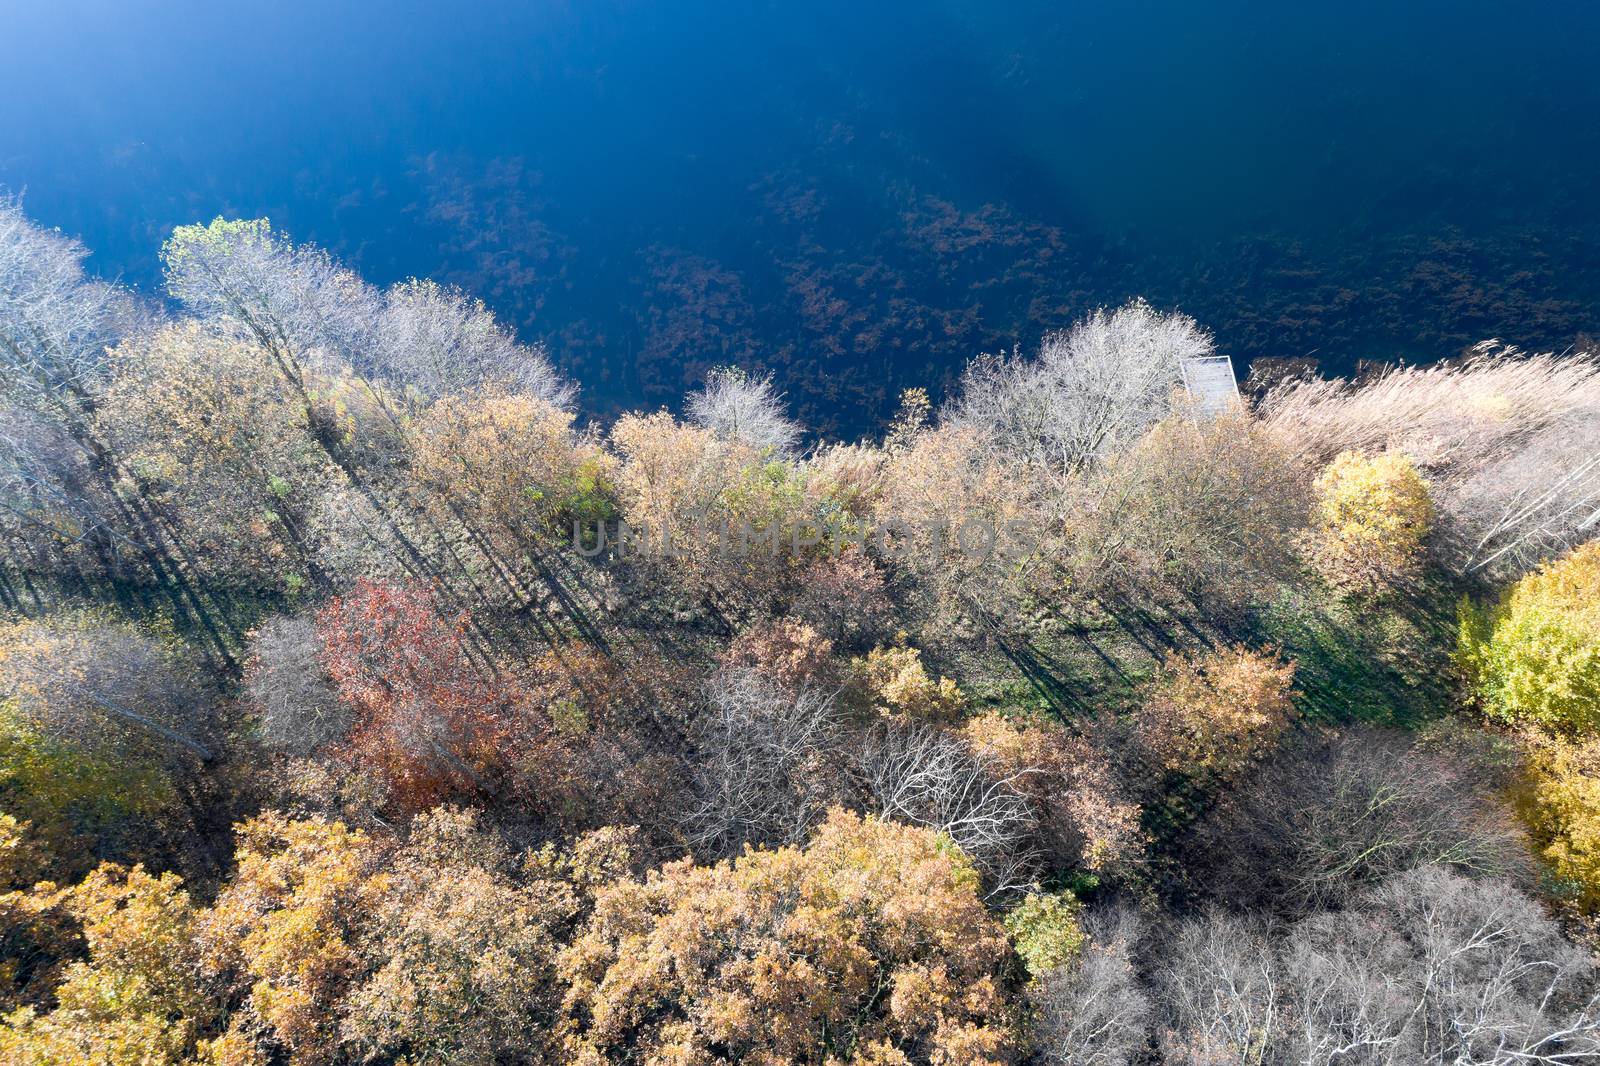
316, 581, 517, 812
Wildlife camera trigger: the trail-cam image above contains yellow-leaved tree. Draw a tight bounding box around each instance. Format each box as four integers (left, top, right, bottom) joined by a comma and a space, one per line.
1307, 450, 1433, 594
1514, 731, 1600, 914
196, 814, 389, 1065
850, 642, 967, 723
0, 861, 221, 1066
1459, 540, 1600, 732
410, 386, 615, 556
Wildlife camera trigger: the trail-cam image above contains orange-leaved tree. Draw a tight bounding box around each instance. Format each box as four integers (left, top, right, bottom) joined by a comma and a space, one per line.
1135, 644, 1297, 780
559, 808, 1023, 1065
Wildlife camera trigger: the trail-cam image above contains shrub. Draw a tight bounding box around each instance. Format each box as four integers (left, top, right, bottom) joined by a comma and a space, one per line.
722, 619, 835, 691
1306, 450, 1433, 593
851, 643, 966, 722
1459, 540, 1600, 732
1004, 891, 1086, 979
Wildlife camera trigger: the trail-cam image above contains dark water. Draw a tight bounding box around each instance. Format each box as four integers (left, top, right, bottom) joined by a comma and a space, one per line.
5, 1, 1599, 435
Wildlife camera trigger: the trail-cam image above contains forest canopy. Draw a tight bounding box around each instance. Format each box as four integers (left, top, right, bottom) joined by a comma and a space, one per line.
2, 197, 1600, 1064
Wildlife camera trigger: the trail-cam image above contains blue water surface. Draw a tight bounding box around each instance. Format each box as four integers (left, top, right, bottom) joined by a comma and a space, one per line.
4, 0, 1597, 434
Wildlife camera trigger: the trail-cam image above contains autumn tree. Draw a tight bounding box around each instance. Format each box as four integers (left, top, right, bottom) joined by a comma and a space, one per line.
559, 808, 1022, 1065
608, 409, 822, 615
1514, 730, 1600, 914
0, 701, 173, 879
316, 581, 518, 812
686, 666, 845, 857
721, 619, 837, 691
409, 386, 615, 601
96, 323, 336, 590
850, 642, 967, 723
1261, 346, 1600, 580
1134, 644, 1296, 780
1003, 890, 1085, 980
1062, 413, 1310, 611
161, 218, 378, 384
0, 818, 80, 1011
788, 549, 895, 651
606, 410, 750, 598
852, 723, 1040, 894
1305, 449, 1433, 594
1026, 905, 1150, 1066
196, 814, 387, 1065
372, 278, 573, 407
871, 423, 1038, 630
0, 614, 212, 764
341, 807, 582, 1066
961, 712, 1145, 878
0, 200, 245, 664
159, 218, 513, 612
0, 862, 217, 1066
1459, 539, 1600, 732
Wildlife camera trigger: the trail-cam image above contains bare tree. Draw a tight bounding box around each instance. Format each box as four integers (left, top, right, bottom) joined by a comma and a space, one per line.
0, 200, 145, 562
1185, 727, 1530, 914
685, 365, 803, 455
245, 616, 350, 757
949, 298, 1215, 473
1279, 868, 1600, 1065
851, 721, 1040, 894
1156, 869, 1600, 1065
162, 217, 381, 383
0, 195, 145, 412
1157, 908, 1283, 1065
0, 404, 125, 568
373, 278, 574, 407
686, 666, 844, 857
1030, 904, 1153, 1066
